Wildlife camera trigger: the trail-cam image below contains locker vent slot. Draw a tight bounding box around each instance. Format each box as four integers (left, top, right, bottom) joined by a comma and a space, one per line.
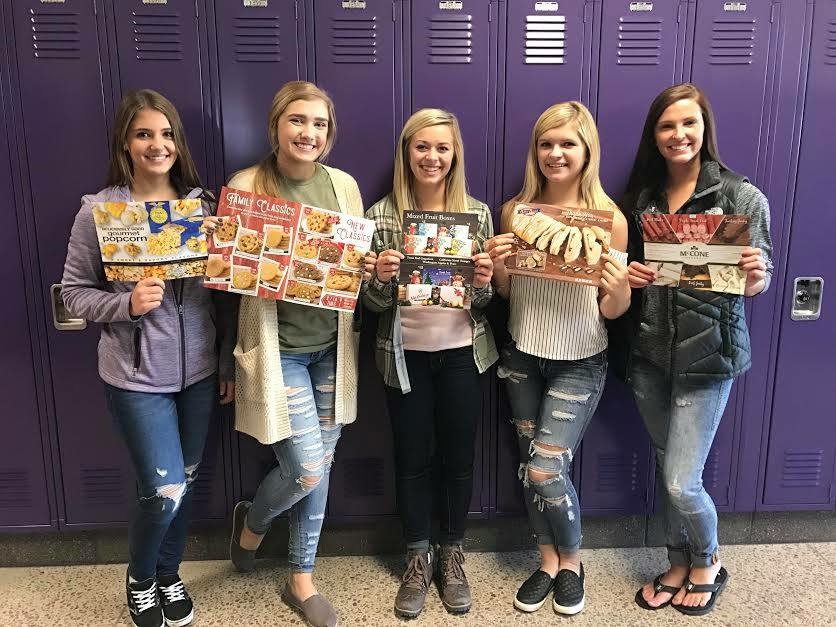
781, 450, 823, 487
428, 14, 473, 64
332, 17, 377, 64
595, 453, 639, 493
343, 457, 384, 497
233, 16, 281, 63
826, 21, 836, 65
191, 463, 214, 506
617, 17, 662, 65
81, 467, 126, 506
30, 10, 82, 60
525, 14, 566, 64
710, 18, 756, 65
131, 12, 184, 61
0, 470, 32, 508
703, 450, 721, 490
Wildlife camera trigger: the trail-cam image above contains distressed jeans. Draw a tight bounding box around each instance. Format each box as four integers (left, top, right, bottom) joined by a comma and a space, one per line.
630, 356, 733, 568
245, 346, 341, 573
105, 373, 217, 581
499, 341, 607, 553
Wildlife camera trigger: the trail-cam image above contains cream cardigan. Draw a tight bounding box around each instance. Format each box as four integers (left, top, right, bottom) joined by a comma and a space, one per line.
229, 164, 363, 445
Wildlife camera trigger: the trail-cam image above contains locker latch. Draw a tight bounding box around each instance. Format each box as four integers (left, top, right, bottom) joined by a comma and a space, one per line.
790, 277, 824, 321
51, 284, 87, 331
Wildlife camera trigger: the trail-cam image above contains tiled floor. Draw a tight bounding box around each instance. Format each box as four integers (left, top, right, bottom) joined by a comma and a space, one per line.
1, 543, 834, 626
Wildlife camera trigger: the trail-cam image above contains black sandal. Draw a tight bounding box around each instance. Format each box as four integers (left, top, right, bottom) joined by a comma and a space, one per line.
673, 567, 729, 616
634, 574, 682, 610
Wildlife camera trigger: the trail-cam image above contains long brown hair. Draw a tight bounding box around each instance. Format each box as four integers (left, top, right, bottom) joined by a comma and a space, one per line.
392, 108, 469, 214
623, 83, 728, 205
249, 81, 337, 197
500, 101, 613, 233
106, 89, 204, 197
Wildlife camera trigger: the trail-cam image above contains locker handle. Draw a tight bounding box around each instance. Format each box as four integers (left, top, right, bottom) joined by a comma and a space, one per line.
51, 284, 87, 331
790, 277, 824, 322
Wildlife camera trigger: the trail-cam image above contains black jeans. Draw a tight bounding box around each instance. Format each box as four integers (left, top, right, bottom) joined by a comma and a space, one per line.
385, 346, 481, 547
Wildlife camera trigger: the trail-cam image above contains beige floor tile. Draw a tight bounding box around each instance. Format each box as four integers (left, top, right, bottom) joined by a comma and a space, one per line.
1, 544, 834, 626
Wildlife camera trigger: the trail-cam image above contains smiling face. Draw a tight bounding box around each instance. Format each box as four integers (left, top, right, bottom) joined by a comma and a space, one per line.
276, 98, 329, 166
536, 123, 586, 187
408, 124, 455, 188
126, 108, 177, 180
654, 98, 705, 167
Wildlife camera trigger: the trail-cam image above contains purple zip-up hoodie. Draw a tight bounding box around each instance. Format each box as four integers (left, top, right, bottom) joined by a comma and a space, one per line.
62, 186, 233, 393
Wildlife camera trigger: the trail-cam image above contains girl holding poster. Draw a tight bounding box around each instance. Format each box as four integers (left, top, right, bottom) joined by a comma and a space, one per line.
364, 109, 496, 618
61, 90, 232, 627
222, 81, 374, 627
484, 102, 630, 616
616, 84, 772, 616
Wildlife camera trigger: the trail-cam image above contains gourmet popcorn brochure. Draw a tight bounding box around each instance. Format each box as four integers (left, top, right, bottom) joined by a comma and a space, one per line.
641, 213, 749, 294
204, 186, 374, 312
397, 210, 477, 309
505, 202, 614, 286
92, 199, 207, 282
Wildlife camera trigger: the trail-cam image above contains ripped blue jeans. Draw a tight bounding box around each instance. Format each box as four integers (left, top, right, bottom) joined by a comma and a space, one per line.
630, 356, 733, 568
499, 342, 606, 553
105, 373, 217, 581
246, 346, 341, 573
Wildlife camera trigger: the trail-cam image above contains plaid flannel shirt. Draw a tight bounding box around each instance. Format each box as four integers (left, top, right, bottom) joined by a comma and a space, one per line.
362, 194, 498, 393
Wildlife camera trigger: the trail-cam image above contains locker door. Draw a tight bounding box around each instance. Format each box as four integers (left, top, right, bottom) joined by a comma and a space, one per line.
311, 0, 400, 519
763, 0, 836, 508
501, 0, 596, 203
597, 0, 687, 195
688, 0, 784, 511
0, 41, 53, 529
214, 0, 301, 179
408, 0, 496, 206
9, 0, 136, 526
311, 0, 401, 206
109, 0, 210, 182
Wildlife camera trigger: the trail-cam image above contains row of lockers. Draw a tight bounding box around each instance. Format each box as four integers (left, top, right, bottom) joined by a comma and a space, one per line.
1, 0, 834, 531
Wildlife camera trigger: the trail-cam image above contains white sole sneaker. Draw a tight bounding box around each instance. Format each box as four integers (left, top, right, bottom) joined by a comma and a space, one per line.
164, 610, 194, 627
553, 595, 585, 615
514, 596, 549, 612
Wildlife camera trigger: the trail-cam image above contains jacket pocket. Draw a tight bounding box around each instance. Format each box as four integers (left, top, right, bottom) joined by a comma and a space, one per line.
233, 342, 263, 400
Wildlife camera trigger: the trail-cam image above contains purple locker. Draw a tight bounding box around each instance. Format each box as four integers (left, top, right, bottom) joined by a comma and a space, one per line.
8, 0, 139, 526
687, 0, 786, 512
310, 0, 402, 206
407, 0, 497, 205
762, 0, 836, 509
214, 0, 302, 180
0, 53, 53, 529
597, 0, 687, 195
108, 0, 210, 182
500, 0, 597, 203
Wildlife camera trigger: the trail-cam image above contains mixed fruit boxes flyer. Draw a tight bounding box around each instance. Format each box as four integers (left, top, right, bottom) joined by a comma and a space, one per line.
506, 203, 614, 286
397, 210, 477, 309
92, 199, 207, 282
204, 187, 374, 312
641, 213, 749, 294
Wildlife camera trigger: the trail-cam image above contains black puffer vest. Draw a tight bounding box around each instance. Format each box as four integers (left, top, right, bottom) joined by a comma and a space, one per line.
608, 161, 751, 383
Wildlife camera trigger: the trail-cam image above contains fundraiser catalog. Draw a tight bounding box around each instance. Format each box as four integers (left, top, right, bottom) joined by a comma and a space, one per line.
396, 210, 478, 310
204, 186, 374, 312
92, 199, 207, 282
641, 213, 749, 294
505, 203, 614, 287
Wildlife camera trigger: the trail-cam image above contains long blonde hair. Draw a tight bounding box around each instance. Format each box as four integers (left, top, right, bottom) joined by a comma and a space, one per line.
247, 81, 337, 196
392, 109, 469, 214
500, 101, 613, 232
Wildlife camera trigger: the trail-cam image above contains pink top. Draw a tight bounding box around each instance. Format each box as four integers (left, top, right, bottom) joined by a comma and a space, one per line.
400, 307, 473, 352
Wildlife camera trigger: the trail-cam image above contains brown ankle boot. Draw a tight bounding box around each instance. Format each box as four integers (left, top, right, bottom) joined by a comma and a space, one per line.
438, 544, 471, 614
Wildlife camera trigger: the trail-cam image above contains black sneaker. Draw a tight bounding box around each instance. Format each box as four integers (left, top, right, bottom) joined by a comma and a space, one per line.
158, 574, 194, 627
553, 563, 585, 615
514, 569, 555, 612
126, 571, 163, 627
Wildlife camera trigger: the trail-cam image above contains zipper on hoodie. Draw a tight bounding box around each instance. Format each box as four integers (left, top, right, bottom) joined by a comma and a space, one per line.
132, 324, 142, 375
174, 280, 186, 390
